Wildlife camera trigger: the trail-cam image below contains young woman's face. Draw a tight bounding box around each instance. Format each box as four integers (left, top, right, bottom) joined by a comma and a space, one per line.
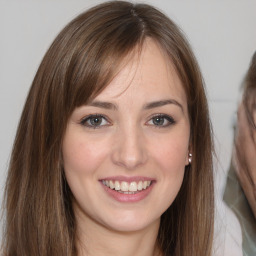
62, 39, 190, 233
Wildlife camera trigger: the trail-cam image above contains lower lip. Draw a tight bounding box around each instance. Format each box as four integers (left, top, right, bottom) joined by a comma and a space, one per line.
101, 182, 154, 203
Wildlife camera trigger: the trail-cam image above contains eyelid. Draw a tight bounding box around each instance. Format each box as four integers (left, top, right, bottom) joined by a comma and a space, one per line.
79, 114, 111, 128
146, 113, 176, 127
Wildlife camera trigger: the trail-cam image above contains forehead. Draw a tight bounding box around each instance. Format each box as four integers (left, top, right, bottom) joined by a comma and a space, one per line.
94, 39, 187, 108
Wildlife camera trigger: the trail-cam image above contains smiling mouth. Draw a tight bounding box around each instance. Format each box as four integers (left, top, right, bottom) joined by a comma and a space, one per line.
101, 180, 152, 194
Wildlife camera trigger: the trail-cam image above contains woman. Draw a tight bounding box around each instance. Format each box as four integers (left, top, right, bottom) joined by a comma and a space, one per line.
224, 52, 256, 255
1, 1, 214, 255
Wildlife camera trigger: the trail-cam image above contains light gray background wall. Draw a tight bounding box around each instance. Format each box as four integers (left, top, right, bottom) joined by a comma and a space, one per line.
1, 0, 256, 254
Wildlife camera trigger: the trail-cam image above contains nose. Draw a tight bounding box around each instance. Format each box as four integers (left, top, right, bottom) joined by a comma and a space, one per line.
111, 125, 148, 170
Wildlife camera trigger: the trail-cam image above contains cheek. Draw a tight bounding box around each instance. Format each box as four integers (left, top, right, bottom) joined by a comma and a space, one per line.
151, 135, 189, 172
62, 132, 107, 177
157, 143, 186, 188
150, 134, 188, 203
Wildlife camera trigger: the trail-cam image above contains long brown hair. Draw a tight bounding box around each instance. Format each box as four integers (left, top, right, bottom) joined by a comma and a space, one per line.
2, 1, 214, 255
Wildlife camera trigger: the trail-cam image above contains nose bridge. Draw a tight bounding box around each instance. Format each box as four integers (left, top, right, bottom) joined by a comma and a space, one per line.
111, 122, 147, 169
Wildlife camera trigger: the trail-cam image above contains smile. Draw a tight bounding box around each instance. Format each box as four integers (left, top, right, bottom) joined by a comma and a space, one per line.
101, 180, 152, 193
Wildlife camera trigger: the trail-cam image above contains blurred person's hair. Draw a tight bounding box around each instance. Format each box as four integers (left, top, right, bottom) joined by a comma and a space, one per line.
243, 52, 256, 129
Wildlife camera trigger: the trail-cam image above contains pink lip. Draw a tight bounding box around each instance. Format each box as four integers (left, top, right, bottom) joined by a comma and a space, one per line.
99, 177, 155, 203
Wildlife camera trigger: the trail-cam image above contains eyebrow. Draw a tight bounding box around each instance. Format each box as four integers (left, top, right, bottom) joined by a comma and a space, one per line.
87, 101, 118, 110
87, 99, 183, 112
143, 99, 184, 112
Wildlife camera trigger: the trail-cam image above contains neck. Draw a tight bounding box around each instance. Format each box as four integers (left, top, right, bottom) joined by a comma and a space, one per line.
75, 212, 162, 256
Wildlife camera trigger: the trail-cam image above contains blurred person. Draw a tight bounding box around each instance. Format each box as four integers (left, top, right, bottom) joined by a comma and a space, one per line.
224, 51, 256, 256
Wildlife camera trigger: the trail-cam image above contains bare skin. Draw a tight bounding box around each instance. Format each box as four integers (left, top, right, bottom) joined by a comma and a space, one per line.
75, 205, 163, 256
63, 39, 190, 255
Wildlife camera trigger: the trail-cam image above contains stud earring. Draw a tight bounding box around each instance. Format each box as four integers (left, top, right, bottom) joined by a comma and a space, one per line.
188, 153, 192, 164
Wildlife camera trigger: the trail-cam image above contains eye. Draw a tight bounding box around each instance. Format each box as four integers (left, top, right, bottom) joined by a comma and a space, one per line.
147, 114, 175, 127
80, 114, 110, 128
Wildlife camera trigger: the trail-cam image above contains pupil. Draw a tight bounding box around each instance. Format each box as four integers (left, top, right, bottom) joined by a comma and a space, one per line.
91, 117, 102, 125
153, 117, 164, 125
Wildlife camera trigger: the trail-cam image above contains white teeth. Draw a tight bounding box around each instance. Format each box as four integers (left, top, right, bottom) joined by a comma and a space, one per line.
137, 181, 143, 191
114, 181, 120, 191
109, 180, 115, 189
123, 191, 135, 194
129, 182, 137, 192
121, 181, 129, 192
102, 180, 152, 192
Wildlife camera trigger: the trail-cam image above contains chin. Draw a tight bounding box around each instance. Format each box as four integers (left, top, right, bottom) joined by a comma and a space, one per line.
101, 211, 161, 233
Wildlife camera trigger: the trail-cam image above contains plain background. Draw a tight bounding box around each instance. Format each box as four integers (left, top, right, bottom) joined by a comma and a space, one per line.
1, 0, 256, 254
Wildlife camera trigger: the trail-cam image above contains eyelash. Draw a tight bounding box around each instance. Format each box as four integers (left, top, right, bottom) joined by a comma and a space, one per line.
80, 114, 111, 129
79, 114, 175, 129
146, 114, 175, 128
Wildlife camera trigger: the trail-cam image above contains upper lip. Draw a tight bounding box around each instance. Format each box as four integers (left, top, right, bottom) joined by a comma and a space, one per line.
99, 176, 155, 182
